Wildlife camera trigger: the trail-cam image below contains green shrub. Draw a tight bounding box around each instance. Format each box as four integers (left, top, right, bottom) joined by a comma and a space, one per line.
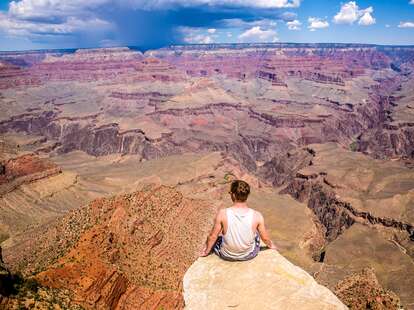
349, 141, 358, 152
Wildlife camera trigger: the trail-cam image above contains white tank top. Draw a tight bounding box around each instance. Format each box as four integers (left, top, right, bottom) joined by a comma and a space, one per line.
220, 208, 256, 259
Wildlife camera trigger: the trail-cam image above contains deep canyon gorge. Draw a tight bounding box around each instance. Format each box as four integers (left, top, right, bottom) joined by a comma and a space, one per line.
0, 43, 413, 309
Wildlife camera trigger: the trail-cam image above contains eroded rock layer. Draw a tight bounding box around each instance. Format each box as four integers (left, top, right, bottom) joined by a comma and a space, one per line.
5, 185, 216, 309
0, 44, 413, 309
334, 268, 401, 310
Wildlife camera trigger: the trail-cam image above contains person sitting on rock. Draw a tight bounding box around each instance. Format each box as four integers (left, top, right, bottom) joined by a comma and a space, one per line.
200, 179, 277, 261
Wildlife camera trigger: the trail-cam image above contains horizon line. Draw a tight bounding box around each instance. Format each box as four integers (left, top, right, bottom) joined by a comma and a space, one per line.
1, 42, 414, 53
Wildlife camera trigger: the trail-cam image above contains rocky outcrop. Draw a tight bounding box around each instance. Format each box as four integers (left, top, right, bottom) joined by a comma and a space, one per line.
0, 245, 82, 309
282, 176, 355, 243
4, 185, 216, 309
184, 250, 347, 310
334, 268, 401, 310
0, 154, 61, 196
357, 124, 414, 159
258, 148, 315, 186
283, 174, 414, 247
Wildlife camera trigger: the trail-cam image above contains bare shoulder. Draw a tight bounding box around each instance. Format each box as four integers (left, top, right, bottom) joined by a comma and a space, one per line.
216, 208, 226, 220
251, 209, 264, 222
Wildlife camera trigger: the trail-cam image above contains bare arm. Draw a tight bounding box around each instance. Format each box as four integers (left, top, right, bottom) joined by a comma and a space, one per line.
200, 209, 223, 257
256, 212, 277, 250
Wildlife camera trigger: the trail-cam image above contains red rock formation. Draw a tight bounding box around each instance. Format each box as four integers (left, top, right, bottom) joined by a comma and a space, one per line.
151, 45, 400, 86
0, 61, 40, 89
5, 185, 216, 309
1, 45, 413, 161
25, 48, 186, 84
334, 268, 401, 310
30, 48, 143, 82
0, 154, 61, 196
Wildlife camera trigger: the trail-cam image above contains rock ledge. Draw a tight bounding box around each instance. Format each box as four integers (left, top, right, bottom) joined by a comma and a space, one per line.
184, 250, 347, 310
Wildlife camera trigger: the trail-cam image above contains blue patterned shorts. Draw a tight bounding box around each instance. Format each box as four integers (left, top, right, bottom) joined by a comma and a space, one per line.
213, 234, 260, 261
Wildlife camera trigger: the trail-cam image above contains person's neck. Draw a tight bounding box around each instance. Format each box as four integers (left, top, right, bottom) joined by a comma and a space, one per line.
232, 202, 248, 209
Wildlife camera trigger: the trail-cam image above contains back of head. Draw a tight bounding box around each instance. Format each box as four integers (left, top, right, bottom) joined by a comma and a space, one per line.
230, 180, 250, 202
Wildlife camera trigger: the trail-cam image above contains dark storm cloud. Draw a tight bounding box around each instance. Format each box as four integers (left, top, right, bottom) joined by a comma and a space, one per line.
101, 6, 294, 48
0, 0, 299, 49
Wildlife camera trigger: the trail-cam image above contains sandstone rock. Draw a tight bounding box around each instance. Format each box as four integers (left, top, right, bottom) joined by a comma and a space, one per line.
0, 154, 61, 196
5, 185, 217, 309
1, 43, 414, 308
183, 250, 347, 310
334, 268, 401, 310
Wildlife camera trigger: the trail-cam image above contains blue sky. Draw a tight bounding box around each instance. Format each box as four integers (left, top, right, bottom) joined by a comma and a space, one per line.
0, 0, 413, 51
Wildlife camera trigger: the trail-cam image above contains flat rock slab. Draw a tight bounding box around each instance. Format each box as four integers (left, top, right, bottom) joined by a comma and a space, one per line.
184, 250, 347, 310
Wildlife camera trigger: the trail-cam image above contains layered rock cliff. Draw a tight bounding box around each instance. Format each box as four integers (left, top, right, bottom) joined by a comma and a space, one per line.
1, 44, 413, 162
280, 143, 414, 307
0, 44, 413, 309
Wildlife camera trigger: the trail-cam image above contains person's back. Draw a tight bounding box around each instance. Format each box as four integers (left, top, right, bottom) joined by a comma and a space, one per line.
219, 207, 258, 260
201, 179, 277, 261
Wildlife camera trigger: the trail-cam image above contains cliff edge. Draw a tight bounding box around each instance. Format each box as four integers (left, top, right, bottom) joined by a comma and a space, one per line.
184, 250, 347, 310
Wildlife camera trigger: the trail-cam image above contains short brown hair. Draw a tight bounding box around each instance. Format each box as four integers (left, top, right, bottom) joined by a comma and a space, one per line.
230, 180, 250, 202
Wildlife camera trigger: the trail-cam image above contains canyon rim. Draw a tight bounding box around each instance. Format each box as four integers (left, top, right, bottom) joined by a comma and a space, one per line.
0, 39, 413, 310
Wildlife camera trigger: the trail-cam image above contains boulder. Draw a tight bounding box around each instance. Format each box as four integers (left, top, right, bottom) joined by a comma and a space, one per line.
184, 250, 347, 310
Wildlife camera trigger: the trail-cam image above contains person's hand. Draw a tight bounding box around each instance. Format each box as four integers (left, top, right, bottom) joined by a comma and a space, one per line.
269, 244, 278, 251
200, 246, 209, 257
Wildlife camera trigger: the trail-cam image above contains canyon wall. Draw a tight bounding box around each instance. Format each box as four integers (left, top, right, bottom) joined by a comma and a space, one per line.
1, 44, 413, 308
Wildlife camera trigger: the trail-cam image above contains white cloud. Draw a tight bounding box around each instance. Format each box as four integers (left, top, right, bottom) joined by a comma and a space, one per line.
184, 34, 213, 44
9, 0, 108, 20
333, 2, 360, 24
7, 0, 302, 17
4, 0, 302, 24
333, 1, 376, 26
126, 0, 301, 9
0, 0, 303, 49
1, 0, 113, 39
308, 17, 329, 31
179, 26, 215, 44
286, 19, 301, 30
238, 26, 278, 43
358, 10, 375, 26
398, 21, 414, 28
0, 0, 300, 42
410, 0, 414, 4
385, 24, 391, 28
0, 12, 111, 37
